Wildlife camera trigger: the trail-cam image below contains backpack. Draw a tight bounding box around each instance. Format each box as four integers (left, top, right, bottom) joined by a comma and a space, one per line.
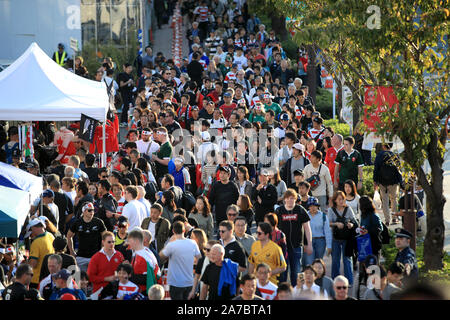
332, 207, 353, 240
182, 191, 196, 213
380, 221, 391, 245
379, 151, 402, 186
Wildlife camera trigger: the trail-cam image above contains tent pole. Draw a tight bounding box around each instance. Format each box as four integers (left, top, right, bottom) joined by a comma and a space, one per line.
102, 122, 106, 168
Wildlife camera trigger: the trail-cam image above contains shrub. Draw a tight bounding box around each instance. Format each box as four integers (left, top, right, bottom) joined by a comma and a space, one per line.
361, 166, 374, 198
323, 119, 351, 137
281, 38, 298, 61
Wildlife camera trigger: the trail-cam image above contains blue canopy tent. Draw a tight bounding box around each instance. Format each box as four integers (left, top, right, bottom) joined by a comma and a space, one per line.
0, 186, 31, 238
0, 162, 42, 238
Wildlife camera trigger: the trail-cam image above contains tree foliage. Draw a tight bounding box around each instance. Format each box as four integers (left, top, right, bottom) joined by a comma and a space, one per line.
275, 0, 449, 270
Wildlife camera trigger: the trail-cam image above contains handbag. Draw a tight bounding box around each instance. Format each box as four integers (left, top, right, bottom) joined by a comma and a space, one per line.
356, 233, 373, 262
306, 164, 322, 191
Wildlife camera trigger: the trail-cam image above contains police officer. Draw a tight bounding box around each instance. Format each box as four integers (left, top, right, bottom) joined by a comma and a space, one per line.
52, 43, 68, 67
394, 228, 418, 285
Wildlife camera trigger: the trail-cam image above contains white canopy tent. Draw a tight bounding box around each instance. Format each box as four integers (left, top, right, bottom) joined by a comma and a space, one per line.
0, 42, 109, 122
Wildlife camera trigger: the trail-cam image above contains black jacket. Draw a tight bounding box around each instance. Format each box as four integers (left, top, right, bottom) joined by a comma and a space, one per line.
208, 181, 240, 224
96, 193, 118, 231
251, 183, 278, 222
281, 156, 309, 187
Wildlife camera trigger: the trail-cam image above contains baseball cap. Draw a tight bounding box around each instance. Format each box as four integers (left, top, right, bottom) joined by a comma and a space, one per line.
174, 157, 185, 165
82, 202, 95, 212
24, 218, 45, 238
259, 169, 270, 176
191, 105, 199, 111
117, 215, 129, 227
42, 189, 55, 198
306, 197, 320, 208
364, 254, 378, 267
280, 113, 290, 121
12, 149, 20, 158
293, 143, 305, 153
224, 92, 232, 97
293, 169, 304, 176
201, 131, 211, 141
218, 166, 231, 173
53, 269, 71, 281
25, 158, 39, 169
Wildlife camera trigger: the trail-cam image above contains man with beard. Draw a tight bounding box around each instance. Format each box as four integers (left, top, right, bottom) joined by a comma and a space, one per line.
135, 128, 160, 160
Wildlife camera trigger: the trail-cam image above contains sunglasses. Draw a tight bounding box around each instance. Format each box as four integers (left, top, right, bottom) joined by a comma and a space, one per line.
87, 209, 94, 212
106, 240, 115, 244
118, 225, 127, 228
101, 175, 108, 178
336, 286, 348, 290
227, 213, 237, 217
256, 231, 264, 236
205, 248, 211, 252
219, 230, 227, 234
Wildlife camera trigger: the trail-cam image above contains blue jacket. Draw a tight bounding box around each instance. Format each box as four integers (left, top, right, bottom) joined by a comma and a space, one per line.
218, 258, 238, 297
49, 287, 87, 300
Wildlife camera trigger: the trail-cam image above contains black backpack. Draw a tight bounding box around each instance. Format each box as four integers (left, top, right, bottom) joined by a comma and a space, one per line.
182, 191, 196, 213
332, 207, 353, 240
380, 221, 391, 244
379, 151, 402, 186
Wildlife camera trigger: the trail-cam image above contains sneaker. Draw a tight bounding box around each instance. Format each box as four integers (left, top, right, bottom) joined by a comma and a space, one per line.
119, 122, 128, 127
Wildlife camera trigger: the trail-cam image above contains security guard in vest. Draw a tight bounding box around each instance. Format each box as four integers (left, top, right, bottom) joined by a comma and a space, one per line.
394, 228, 418, 285
52, 43, 68, 66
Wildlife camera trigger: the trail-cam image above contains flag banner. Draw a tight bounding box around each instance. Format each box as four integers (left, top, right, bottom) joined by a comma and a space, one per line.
79, 113, 99, 143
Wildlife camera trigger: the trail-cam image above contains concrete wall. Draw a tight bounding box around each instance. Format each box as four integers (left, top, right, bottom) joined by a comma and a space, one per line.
0, 0, 82, 61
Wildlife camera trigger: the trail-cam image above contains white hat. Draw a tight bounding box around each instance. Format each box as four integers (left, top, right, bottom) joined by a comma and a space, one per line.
24, 218, 46, 238
201, 131, 211, 141
293, 143, 305, 153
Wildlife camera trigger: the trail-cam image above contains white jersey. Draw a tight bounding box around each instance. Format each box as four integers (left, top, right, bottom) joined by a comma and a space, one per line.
257, 279, 277, 300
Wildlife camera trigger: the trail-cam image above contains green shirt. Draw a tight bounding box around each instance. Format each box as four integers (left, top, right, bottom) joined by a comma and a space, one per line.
334, 149, 364, 184
264, 102, 282, 116
154, 141, 173, 176
249, 112, 266, 123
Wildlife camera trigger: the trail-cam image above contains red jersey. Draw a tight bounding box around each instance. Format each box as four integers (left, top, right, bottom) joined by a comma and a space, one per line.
87, 249, 124, 293
89, 121, 119, 154
325, 145, 344, 183
176, 105, 192, 129
220, 103, 237, 120
224, 71, 236, 83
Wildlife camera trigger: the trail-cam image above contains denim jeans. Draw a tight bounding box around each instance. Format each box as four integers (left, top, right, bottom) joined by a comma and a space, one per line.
286, 246, 303, 287
169, 286, 192, 300
303, 238, 327, 267
331, 239, 353, 285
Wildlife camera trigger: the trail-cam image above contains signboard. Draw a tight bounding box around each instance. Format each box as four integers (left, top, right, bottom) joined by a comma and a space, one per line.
363, 86, 399, 132
70, 37, 78, 52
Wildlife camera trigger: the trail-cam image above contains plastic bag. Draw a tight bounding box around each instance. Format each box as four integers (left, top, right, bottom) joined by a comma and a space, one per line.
373, 190, 382, 210
356, 233, 373, 262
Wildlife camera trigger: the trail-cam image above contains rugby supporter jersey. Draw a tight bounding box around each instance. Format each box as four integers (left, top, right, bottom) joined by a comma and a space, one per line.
224, 71, 236, 83
194, 6, 209, 22
117, 281, 139, 299
308, 128, 324, 140
131, 248, 161, 292
257, 279, 278, 300
325, 145, 343, 183
250, 96, 261, 108
294, 105, 305, 120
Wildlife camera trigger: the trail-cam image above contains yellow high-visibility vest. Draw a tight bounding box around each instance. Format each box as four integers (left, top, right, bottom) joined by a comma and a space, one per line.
55, 51, 66, 66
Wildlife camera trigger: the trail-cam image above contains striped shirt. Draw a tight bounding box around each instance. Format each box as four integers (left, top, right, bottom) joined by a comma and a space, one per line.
117, 281, 139, 299
194, 6, 209, 22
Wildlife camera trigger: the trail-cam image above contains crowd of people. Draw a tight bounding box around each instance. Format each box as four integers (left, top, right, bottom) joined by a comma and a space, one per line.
0, 0, 432, 301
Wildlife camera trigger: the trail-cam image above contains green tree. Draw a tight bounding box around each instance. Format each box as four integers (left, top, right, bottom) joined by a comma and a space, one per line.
275, 0, 449, 271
